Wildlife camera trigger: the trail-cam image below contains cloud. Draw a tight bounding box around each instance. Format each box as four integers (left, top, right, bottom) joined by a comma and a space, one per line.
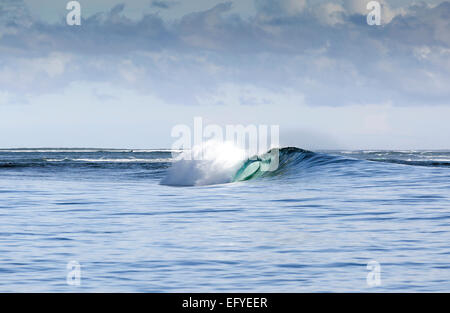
313, 3, 346, 26
0, 52, 73, 95
0, 1, 449, 107
255, 0, 308, 18
196, 82, 305, 106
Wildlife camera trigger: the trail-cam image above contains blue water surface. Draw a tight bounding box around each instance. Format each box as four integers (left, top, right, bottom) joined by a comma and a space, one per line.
0, 149, 449, 292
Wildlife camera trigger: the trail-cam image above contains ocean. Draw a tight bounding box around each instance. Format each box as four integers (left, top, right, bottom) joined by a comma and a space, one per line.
0, 147, 449, 292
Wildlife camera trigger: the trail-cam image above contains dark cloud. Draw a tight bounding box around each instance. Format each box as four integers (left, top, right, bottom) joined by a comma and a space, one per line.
383, 2, 450, 47
150, 1, 178, 10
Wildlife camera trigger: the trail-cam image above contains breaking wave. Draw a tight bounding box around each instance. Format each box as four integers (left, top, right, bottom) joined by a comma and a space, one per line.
161, 143, 450, 186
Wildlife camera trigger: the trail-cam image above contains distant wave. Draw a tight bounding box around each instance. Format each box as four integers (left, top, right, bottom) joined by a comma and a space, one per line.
0, 149, 181, 153
0, 157, 173, 169
45, 158, 173, 163
367, 158, 450, 167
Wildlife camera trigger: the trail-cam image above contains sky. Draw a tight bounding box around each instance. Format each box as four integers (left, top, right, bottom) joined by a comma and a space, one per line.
0, 0, 449, 149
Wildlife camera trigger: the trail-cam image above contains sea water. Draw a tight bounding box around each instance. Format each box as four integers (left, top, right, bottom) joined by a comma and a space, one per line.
0, 147, 449, 292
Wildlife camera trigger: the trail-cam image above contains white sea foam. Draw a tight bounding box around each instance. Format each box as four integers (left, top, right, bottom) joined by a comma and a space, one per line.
161, 140, 247, 186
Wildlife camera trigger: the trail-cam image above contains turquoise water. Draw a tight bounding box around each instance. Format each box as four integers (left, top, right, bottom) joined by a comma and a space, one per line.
0, 148, 449, 292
